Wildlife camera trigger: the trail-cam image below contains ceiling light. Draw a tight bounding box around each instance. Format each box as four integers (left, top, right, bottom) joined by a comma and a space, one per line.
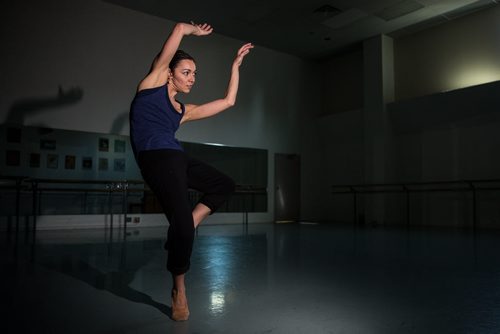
313, 4, 342, 17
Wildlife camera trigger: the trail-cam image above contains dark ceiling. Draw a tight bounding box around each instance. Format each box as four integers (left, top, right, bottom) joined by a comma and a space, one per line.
106, 0, 498, 59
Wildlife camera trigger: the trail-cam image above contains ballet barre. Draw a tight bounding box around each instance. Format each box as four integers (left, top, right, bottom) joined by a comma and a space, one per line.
331, 179, 500, 230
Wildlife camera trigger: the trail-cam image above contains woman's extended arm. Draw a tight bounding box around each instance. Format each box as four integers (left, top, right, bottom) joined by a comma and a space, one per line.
138, 22, 212, 91
181, 43, 253, 123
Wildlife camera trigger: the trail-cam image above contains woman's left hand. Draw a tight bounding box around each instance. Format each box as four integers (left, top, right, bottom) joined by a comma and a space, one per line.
190, 22, 213, 36
233, 43, 254, 67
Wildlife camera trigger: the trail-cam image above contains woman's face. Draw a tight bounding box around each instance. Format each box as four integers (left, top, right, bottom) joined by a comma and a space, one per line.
169, 59, 196, 93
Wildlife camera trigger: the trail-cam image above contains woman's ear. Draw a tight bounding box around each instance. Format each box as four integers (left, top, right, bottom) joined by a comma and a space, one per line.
167, 69, 173, 83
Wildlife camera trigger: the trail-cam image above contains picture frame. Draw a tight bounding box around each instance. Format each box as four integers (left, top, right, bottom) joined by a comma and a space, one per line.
98, 158, 108, 171
40, 139, 56, 150
30, 153, 40, 168
7, 127, 22, 143
47, 154, 59, 169
82, 157, 93, 170
99, 138, 109, 152
65, 155, 76, 169
6, 150, 21, 166
114, 139, 126, 153
114, 158, 125, 172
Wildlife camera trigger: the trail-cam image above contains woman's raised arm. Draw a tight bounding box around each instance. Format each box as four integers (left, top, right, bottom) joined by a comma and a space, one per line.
138, 22, 213, 91
181, 42, 254, 123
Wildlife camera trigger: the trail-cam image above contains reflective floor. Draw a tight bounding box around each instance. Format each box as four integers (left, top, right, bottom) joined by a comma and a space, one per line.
3, 222, 500, 333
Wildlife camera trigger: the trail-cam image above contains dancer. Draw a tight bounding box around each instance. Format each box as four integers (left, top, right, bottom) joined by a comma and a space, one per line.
129, 22, 253, 321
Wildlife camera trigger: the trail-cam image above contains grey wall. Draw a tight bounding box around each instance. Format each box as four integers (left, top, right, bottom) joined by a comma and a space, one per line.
394, 5, 500, 100
2, 1, 500, 227
320, 5, 500, 227
0, 0, 320, 224
320, 49, 364, 116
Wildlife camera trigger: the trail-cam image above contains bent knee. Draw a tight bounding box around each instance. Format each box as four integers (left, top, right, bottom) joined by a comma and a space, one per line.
223, 176, 236, 195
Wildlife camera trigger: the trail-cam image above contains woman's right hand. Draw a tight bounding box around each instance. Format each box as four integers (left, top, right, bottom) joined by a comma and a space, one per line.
233, 43, 254, 67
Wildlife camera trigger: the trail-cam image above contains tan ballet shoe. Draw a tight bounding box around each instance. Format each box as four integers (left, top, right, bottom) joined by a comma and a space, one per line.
171, 289, 190, 321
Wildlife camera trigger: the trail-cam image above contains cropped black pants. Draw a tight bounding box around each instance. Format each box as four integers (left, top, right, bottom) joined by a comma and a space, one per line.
138, 149, 235, 275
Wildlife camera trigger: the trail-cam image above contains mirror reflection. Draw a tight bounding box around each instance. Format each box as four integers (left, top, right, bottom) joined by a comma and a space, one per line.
0, 124, 268, 218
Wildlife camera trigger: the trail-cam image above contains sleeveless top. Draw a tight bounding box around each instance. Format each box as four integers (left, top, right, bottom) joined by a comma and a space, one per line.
129, 84, 185, 157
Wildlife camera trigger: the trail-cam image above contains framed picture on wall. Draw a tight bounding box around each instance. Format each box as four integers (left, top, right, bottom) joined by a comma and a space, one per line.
99, 138, 109, 152
29, 153, 40, 168
65, 155, 76, 169
82, 157, 93, 170
40, 139, 56, 150
98, 158, 108, 171
47, 154, 58, 169
114, 139, 126, 153
6, 150, 20, 166
7, 127, 22, 143
114, 158, 125, 172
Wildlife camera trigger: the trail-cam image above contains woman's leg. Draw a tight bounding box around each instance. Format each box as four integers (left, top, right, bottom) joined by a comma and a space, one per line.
192, 203, 211, 228
187, 157, 235, 227
171, 273, 189, 320
138, 150, 194, 320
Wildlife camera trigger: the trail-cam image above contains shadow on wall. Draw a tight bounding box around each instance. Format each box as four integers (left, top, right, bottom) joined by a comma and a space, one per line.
110, 111, 129, 135
7, 84, 130, 136
7, 85, 83, 125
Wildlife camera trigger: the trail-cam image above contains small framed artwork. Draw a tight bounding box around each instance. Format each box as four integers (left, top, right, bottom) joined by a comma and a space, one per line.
7, 127, 22, 143
98, 158, 108, 171
65, 155, 76, 169
47, 154, 59, 169
29, 153, 40, 168
114, 139, 126, 153
40, 139, 56, 150
6, 150, 21, 166
82, 157, 93, 170
99, 138, 109, 152
114, 158, 125, 172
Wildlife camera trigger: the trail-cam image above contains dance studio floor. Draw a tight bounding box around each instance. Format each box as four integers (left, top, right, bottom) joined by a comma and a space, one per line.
3, 222, 500, 333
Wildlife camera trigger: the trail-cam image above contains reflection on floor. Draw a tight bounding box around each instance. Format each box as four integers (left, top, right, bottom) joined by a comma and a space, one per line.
2, 222, 500, 333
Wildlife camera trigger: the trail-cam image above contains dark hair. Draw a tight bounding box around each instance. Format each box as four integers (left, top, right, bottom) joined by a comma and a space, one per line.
169, 50, 195, 70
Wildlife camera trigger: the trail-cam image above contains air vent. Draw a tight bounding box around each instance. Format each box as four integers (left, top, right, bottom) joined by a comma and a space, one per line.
375, 0, 424, 21
313, 4, 342, 18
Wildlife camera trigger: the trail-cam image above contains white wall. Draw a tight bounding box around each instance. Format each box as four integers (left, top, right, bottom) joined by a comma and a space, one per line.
0, 0, 322, 225
395, 5, 500, 100
4, 1, 499, 228
319, 5, 500, 227
389, 5, 500, 227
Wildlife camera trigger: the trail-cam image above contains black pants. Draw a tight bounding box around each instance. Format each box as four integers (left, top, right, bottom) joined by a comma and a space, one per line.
138, 149, 235, 275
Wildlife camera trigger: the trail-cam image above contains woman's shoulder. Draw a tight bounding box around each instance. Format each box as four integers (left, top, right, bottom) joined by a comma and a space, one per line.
135, 84, 166, 98
137, 71, 168, 92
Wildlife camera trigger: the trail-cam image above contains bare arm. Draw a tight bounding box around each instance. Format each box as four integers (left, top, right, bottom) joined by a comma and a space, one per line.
138, 22, 213, 91
181, 43, 254, 123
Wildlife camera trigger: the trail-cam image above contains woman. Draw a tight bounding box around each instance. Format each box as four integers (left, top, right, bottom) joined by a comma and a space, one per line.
129, 22, 253, 321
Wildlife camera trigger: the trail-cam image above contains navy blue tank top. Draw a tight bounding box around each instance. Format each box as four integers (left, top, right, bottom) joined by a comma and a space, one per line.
129, 84, 185, 157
